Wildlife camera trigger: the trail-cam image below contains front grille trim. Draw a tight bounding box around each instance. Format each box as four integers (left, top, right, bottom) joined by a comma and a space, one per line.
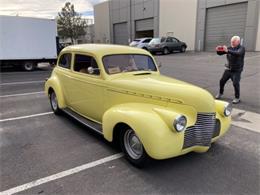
183, 113, 216, 149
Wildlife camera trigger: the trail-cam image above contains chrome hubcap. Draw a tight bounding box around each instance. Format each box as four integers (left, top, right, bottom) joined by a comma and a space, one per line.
50, 92, 58, 110
24, 63, 33, 70
124, 129, 143, 159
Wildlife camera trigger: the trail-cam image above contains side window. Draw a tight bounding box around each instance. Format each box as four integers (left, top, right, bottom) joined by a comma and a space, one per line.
74, 54, 100, 75
166, 37, 173, 42
58, 53, 71, 69
143, 39, 152, 43
172, 38, 179, 43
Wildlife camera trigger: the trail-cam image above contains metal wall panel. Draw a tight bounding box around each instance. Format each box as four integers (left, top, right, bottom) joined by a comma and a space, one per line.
135, 18, 154, 31
113, 22, 128, 45
204, 2, 248, 51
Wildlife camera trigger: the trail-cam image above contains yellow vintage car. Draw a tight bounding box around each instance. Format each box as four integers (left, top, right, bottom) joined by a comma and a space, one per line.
45, 44, 231, 167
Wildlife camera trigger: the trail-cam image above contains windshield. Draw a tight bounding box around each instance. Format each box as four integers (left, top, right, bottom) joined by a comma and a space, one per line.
103, 54, 157, 74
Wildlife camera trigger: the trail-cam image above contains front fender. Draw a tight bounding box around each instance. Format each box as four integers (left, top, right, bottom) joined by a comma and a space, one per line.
102, 103, 197, 159
44, 73, 66, 108
212, 100, 231, 142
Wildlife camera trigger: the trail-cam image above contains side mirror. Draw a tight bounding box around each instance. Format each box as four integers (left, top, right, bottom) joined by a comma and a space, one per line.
158, 62, 162, 68
88, 67, 94, 74
87, 67, 100, 75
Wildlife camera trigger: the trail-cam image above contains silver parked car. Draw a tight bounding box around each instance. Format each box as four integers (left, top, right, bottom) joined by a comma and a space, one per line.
129, 37, 152, 50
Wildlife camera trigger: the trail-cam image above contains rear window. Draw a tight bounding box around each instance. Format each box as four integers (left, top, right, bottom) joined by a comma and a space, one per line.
149, 38, 165, 44
58, 53, 71, 69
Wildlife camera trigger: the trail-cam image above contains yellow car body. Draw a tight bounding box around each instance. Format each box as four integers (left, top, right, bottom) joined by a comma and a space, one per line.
45, 44, 231, 161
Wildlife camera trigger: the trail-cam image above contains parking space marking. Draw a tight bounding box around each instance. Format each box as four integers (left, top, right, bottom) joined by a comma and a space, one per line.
0, 91, 44, 98
0, 112, 53, 122
232, 108, 260, 133
0, 153, 123, 195
0, 80, 44, 86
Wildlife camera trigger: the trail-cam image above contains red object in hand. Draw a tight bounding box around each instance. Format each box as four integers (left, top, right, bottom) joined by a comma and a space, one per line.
216, 45, 226, 55
216, 45, 225, 52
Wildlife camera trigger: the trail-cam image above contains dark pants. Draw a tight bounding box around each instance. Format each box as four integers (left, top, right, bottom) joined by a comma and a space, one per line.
219, 69, 242, 98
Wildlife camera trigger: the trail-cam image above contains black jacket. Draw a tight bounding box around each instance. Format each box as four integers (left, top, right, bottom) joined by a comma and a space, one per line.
226, 45, 245, 72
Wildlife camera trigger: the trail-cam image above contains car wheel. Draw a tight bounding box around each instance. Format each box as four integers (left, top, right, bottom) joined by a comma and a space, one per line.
163, 47, 169, 55
23, 62, 35, 71
180, 46, 186, 53
120, 128, 149, 168
49, 90, 61, 114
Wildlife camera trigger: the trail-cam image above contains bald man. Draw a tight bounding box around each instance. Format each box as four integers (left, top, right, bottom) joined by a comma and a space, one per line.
216, 36, 246, 104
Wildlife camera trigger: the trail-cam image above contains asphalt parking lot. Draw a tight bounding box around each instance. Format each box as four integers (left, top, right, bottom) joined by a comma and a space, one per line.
0, 52, 259, 195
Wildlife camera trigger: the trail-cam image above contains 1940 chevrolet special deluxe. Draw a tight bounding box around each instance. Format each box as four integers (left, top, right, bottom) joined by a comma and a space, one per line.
45, 44, 232, 167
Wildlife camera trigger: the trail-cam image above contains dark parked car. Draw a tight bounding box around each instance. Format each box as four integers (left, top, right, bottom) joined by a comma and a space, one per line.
148, 37, 187, 55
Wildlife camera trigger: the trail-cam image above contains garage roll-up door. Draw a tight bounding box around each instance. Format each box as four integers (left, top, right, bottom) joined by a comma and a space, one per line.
204, 3, 248, 51
113, 22, 128, 45
135, 18, 154, 32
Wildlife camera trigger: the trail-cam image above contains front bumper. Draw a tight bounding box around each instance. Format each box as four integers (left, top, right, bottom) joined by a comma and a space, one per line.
145, 112, 231, 160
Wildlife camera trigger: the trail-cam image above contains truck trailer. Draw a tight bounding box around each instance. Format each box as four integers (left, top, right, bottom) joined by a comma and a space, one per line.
0, 15, 58, 71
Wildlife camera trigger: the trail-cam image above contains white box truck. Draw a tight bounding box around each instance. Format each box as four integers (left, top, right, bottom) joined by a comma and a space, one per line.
0, 15, 58, 71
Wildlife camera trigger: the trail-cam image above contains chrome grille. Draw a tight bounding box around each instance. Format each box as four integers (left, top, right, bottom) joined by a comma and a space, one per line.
183, 113, 216, 149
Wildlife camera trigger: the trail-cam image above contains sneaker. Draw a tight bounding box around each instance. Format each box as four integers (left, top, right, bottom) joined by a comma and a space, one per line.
215, 93, 223, 99
232, 98, 240, 104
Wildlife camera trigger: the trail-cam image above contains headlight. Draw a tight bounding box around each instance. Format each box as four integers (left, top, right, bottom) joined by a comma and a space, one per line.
173, 115, 187, 132
224, 103, 232, 117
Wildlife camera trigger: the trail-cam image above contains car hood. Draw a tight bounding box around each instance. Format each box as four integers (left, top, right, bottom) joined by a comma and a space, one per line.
107, 73, 215, 113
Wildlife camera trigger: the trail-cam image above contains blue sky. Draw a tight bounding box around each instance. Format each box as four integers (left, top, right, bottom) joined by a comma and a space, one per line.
0, 0, 106, 19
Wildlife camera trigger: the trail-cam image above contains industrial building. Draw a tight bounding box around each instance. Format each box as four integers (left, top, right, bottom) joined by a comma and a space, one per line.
94, 0, 260, 51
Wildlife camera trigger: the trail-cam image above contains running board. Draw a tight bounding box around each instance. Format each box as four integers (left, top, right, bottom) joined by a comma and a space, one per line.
63, 108, 103, 135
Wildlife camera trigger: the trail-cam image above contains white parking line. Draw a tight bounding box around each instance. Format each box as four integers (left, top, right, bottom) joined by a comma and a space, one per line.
0, 91, 44, 98
231, 108, 260, 133
0, 80, 44, 86
0, 112, 53, 122
0, 153, 123, 195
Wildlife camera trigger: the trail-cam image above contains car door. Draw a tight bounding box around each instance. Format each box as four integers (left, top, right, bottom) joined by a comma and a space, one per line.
66, 53, 105, 122
142, 38, 152, 48
166, 37, 174, 51
172, 38, 182, 51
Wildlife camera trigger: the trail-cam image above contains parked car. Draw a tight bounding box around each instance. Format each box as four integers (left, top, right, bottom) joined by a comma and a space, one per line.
45, 44, 231, 167
129, 37, 152, 50
148, 37, 187, 55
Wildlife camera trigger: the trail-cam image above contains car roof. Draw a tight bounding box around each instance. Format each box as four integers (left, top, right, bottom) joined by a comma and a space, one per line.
62, 44, 151, 57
